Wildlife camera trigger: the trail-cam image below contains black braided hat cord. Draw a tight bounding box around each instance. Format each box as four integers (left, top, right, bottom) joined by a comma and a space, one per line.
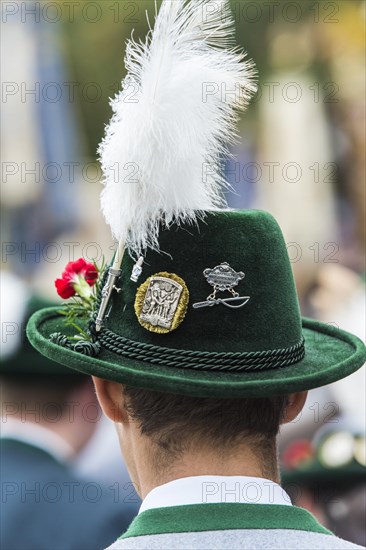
98, 329, 305, 372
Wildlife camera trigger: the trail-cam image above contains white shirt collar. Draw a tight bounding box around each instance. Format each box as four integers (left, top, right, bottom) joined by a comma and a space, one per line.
0, 417, 74, 463
139, 475, 292, 514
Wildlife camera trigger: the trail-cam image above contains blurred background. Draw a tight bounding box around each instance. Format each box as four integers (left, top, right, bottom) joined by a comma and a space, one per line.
1, 0, 365, 546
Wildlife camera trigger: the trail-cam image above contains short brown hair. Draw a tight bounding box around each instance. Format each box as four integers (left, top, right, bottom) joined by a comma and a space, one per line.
122, 386, 288, 474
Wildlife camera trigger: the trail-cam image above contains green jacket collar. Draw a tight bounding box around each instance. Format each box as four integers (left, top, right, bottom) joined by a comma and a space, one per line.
121, 502, 333, 539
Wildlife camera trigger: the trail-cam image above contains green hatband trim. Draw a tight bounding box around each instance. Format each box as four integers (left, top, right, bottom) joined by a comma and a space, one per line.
120, 503, 333, 539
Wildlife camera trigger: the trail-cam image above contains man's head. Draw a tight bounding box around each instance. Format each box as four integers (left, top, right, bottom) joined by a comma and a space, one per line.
1, 373, 99, 454
93, 377, 307, 497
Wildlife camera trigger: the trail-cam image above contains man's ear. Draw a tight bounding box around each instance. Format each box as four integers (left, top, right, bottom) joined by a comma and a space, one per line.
281, 391, 308, 424
92, 377, 128, 424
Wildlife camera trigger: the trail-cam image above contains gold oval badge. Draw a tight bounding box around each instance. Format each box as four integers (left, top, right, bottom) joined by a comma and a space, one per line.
134, 272, 189, 334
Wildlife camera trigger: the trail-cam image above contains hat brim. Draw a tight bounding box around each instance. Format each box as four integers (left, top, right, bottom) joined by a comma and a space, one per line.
27, 307, 366, 398
281, 462, 366, 486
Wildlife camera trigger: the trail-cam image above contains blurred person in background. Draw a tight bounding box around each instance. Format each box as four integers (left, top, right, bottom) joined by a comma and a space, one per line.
309, 264, 366, 427
0, 273, 137, 550
281, 418, 366, 547
1, 3, 80, 279
0, 7, 136, 531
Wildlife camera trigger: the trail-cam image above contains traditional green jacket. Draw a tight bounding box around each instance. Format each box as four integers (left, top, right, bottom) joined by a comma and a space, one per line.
106, 502, 364, 549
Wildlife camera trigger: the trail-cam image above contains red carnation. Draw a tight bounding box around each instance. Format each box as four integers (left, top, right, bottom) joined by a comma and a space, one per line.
55, 258, 98, 300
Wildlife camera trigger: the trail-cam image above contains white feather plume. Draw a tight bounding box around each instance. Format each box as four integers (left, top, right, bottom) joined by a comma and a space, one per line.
99, 0, 257, 255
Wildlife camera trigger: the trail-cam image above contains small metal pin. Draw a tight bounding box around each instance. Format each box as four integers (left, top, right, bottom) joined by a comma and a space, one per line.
130, 256, 144, 282
192, 262, 250, 311
193, 296, 250, 309
95, 240, 125, 332
95, 267, 122, 332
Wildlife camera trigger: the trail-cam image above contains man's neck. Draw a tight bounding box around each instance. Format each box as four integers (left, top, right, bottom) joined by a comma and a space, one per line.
133, 443, 279, 499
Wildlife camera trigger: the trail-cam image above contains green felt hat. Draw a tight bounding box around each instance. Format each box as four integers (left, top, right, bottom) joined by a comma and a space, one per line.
1, 292, 81, 377
26, 210, 366, 397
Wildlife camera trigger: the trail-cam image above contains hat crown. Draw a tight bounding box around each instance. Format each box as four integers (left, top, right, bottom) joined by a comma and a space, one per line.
106, 210, 302, 354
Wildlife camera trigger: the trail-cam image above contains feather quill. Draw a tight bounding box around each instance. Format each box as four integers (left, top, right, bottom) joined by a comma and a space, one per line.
98, 0, 257, 256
